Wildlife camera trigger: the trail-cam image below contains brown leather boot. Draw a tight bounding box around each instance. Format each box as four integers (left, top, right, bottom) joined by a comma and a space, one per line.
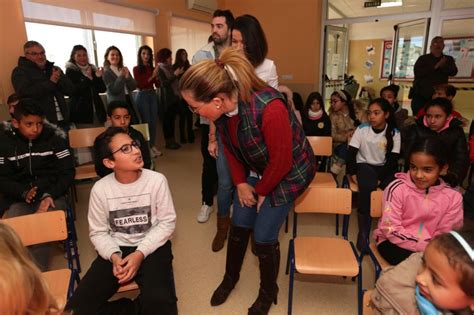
212, 215, 230, 252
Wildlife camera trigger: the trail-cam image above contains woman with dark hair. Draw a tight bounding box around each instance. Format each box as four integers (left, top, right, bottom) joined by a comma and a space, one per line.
231, 14, 277, 88
157, 48, 183, 150
65, 45, 107, 126
102, 46, 139, 124
133, 45, 162, 157
173, 49, 194, 144
180, 48, 316, 314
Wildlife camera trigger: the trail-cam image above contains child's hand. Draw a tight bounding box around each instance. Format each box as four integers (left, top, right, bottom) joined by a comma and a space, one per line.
111, 253, 126, 279
25, 186, 38, 203
346, 130, 355, 140
350, 175, 358, 185
117, 251, 144, 284
36, 196, 55, 213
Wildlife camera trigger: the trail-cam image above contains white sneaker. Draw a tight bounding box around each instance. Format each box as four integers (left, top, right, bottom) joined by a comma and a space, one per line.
151, 146, 163, 157
197, 204, 213, 223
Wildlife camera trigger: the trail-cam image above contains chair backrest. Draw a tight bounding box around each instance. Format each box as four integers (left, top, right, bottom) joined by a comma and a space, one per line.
69, 127, 106, 149
1, 211, 67, 246
370, 190, 384, 218
295, 187, 352, 215
131, 123, 150, 142
307, 136, 333, 157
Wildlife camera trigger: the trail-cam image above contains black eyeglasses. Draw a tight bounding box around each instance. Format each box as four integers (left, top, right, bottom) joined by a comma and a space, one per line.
110, 140, 141, 156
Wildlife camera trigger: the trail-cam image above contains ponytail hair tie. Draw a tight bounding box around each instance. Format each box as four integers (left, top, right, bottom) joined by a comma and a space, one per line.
215, 59, 225, 69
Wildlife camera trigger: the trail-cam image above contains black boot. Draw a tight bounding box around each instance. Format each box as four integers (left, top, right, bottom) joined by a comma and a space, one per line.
248, 242, 280, 315
356, 213, 371, 253
210, 225, 251, 306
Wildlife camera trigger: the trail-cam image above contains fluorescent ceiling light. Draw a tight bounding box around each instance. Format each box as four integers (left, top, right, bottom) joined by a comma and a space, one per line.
378, 0, 403, 8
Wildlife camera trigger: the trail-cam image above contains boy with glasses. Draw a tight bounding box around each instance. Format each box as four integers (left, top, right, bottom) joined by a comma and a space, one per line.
96, 101, 151, 177
65, 127, 178, 314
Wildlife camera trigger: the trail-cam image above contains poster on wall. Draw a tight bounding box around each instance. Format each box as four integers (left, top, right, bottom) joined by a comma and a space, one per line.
380, 40, 392, 79
443, 37, 474, 81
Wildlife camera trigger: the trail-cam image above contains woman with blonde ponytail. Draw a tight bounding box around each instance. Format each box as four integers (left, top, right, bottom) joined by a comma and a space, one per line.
180, 47, 316, 315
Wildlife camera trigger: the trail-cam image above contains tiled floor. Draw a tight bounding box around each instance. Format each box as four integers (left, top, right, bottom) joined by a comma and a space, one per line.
52, 130, 375, 315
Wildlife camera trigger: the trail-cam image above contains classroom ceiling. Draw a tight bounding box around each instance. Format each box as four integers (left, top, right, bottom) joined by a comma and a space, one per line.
328, 0, 474, 19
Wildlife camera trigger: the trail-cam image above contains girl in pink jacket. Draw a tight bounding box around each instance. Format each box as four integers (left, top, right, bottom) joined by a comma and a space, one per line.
374, 137, 463, 265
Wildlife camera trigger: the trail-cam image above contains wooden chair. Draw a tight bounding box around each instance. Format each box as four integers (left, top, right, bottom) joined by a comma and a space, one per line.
69, 126, 106, 181
367, 190, 391, 279
284, 136, 338, 234
1, 211, 80, 309
117, 281, 139, 293
68, 127, 106, 204
363, 290, 374, 315
307, 136, 337, 188
287, 187, 361, 315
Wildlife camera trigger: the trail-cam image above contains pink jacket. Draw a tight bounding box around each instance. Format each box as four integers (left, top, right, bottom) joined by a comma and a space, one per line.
373, 172, 463, 252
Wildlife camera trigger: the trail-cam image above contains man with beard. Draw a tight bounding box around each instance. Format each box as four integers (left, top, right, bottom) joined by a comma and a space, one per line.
192, 10, 234, 64
191, 10, 234, 225
11, 41, 74, 131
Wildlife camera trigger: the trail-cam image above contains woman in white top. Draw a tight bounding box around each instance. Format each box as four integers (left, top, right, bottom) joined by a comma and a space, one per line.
231, 14, 278, 89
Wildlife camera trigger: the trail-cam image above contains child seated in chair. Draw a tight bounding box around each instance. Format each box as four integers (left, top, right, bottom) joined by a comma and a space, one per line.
416, 84, 468, 127
0, 100, 75, 270
96, 101, 151, 177
370, 224, 473, 315
65, 127, 177, 315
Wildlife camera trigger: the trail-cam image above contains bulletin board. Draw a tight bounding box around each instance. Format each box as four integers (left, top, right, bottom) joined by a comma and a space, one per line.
443, 36, 474, 81
380, 40, 392, 79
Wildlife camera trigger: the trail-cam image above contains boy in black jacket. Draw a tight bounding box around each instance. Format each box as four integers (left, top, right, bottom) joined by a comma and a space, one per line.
0, 100, 75, 270
95, 101, 152, 177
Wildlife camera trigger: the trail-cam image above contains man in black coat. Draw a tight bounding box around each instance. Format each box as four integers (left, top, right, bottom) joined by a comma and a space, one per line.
411, 36, 458, 117
11, 41, 74, 131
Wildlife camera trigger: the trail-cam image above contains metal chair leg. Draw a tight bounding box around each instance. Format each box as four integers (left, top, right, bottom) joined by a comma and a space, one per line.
288, 240, 295, 315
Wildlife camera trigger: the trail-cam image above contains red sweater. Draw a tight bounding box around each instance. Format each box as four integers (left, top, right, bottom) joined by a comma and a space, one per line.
223, 100, 293, 197
133, 65, 159, 90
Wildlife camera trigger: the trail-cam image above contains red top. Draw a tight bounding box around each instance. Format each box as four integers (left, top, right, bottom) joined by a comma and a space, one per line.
133, 65, 159, 90
223, 100, 293, 197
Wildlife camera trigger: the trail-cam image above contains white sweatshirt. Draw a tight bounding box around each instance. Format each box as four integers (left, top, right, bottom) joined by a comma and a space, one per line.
88, 169, 176, 260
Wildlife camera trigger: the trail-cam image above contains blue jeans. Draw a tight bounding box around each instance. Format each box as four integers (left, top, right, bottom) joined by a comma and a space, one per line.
334, 143, 348, 163
216, 134, 234, 217
135, 90, 158, 146
232, 177, 293, 244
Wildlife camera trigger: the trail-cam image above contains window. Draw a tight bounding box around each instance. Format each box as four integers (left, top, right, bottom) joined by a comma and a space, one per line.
171, 17, 211, 61
25, 22, 144, 70
23, 0, 156, 70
